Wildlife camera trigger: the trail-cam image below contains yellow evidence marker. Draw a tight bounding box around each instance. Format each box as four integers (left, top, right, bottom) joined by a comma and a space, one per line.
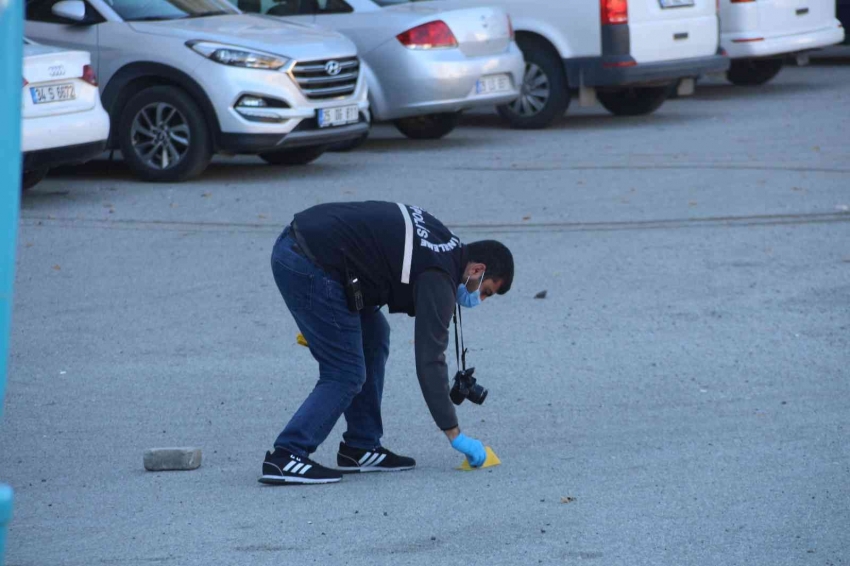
457, 446, 501, 471
296, 333, 308, 347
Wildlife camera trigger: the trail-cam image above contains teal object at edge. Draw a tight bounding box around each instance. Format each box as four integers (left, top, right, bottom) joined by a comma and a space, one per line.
0, 0, 23, 563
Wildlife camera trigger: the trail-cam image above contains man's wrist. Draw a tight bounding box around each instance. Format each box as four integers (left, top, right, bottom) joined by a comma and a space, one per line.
443, 426, 460, 442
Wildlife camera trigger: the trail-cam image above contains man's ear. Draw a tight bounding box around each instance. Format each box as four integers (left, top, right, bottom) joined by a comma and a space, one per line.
466, 262, 486, 279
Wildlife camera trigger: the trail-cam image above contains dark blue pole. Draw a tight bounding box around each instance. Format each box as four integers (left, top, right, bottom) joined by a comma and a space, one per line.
0, 0, 24, 561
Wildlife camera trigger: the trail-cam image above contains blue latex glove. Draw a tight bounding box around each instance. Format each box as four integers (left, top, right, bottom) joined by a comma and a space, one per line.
451, 433, 486, 468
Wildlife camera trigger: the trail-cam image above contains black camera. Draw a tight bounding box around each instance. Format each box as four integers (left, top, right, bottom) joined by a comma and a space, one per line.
450, 367, 488, 405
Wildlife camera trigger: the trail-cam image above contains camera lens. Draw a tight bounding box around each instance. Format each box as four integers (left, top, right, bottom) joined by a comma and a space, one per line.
468, 384, 488, 405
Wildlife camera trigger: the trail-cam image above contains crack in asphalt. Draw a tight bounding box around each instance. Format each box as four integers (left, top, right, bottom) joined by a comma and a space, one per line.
19, 211, 850, 236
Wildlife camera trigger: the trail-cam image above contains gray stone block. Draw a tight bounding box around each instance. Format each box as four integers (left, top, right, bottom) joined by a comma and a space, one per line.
143, 447, 202, 471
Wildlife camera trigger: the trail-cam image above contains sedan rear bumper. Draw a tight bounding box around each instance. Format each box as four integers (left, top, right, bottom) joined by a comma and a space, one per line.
23, 140, 107, 172
365, 41, 524, 121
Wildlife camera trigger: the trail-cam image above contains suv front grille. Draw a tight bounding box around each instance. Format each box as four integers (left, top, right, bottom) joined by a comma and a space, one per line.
291, 57, 359, 100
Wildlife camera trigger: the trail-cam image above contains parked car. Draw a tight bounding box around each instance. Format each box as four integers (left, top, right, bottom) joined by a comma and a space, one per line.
720, 0, 845, 85
235, 0, 523, 141
439, 0, 729, 128
21, 38, 110, 190
25, 0, 369, 182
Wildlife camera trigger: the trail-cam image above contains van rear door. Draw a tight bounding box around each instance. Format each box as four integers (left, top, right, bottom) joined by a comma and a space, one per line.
627, 0, 719, 63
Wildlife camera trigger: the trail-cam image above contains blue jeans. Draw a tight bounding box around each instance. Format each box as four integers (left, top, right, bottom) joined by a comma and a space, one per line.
271, 227, 390, 458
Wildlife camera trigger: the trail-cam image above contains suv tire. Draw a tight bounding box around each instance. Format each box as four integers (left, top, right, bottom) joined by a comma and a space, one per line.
393, 113, 460, 140
118, 86, 212, 183
726, 58, 784, 86
497, 37, 569, 129
260, 145, 327, 166
597, 86, 669, 116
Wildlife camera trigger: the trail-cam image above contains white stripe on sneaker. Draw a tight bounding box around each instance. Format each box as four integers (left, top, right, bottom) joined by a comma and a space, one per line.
291, 463, 304, 474
299, 464, 312, 475
283, 460, 296, 472
358, 452, 373, 465
371, 454, 387, 466
363, 453, 382, 466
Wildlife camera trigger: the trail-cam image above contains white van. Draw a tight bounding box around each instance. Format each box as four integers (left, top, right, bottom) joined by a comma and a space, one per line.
721, 0, 845, 85
464, 0, 729, 128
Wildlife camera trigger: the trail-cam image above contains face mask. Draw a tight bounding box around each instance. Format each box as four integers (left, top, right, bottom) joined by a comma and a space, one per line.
457, 271, 485, 308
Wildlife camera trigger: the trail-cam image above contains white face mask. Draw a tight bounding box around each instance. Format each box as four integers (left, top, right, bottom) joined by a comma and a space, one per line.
456, 271, 485, 308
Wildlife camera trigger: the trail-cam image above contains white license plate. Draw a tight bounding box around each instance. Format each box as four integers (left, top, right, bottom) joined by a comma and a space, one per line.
475, 74, 512, 95
30, 83, 76, 105
659, 0, 695, 8
317, 105, 359, 128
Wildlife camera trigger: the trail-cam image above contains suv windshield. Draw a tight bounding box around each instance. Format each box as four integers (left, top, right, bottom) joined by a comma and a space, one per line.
105, 0, 238, 21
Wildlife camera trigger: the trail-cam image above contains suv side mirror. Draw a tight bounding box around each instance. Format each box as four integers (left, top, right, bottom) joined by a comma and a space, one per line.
52, 0, 87, 22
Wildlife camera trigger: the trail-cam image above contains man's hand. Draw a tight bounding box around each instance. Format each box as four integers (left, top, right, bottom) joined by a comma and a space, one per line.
450, 432, 487, 468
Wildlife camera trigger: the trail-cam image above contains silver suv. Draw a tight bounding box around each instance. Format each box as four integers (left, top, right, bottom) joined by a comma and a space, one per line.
25, 0, 370, 182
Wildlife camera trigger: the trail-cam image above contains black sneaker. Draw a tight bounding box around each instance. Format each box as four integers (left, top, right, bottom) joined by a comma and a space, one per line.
336, 442, 416, 473
259, 448, 342, 485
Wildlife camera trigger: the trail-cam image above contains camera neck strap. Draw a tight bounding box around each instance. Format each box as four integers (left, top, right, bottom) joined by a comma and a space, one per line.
453, 305, 467, 372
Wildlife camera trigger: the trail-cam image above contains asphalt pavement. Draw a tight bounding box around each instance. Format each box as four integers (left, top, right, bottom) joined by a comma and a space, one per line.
2, 64, 849, 566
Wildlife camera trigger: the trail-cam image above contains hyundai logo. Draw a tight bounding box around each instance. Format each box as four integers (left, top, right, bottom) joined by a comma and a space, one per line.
325, 60, 341, 76
48, 65, 66, 77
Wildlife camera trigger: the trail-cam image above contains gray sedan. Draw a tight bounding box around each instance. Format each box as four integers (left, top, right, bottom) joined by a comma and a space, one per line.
236, 0, 524, 140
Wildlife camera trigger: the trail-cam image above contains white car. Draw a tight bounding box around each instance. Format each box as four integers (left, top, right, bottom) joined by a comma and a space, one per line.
447, 0, 729, 128
26, 0, 369, 183
22, 39, 110, 190
237, 0, 524, 141
720, 0, 845, 85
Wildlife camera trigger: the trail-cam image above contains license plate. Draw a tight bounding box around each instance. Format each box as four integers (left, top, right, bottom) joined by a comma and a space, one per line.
317, 105, 359, 128
476, 74, 512, 95
30, 83, 76, 105
659, 0, 695, 8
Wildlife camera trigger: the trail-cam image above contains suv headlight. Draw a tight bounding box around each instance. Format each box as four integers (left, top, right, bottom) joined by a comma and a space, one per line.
187, 41, 290, 71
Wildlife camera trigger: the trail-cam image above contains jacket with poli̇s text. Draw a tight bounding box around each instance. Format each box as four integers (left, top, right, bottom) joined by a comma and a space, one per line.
292, 201, 467, 430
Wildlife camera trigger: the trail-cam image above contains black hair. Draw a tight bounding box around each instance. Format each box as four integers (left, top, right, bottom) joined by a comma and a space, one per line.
465, 240, 514, 295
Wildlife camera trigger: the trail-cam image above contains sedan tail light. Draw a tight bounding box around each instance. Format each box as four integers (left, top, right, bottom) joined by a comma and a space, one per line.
507, 15, 514, 40
397, 20, 458, 49
82, 64, 98, 86
601, 0, 628, 25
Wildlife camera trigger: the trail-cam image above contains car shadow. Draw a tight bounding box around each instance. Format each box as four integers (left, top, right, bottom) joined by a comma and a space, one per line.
356, 134, 495, 152
689, 79, 836, 101
458, 109, 713, 131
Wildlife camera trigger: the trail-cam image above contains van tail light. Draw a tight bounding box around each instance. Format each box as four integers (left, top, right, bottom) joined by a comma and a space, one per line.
82, 64, 98, 86
601, 0, 628, 25
507, 15, 514, 39
397, 20, 458, 49
23, 77, 28, 87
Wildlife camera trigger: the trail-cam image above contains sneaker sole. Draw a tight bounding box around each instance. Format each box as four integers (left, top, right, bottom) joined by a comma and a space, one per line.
337, 465, 416, 474
258, 474, 341, 485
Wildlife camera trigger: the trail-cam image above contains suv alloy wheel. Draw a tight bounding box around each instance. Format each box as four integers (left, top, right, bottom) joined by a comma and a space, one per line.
118, 86, 212, 182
